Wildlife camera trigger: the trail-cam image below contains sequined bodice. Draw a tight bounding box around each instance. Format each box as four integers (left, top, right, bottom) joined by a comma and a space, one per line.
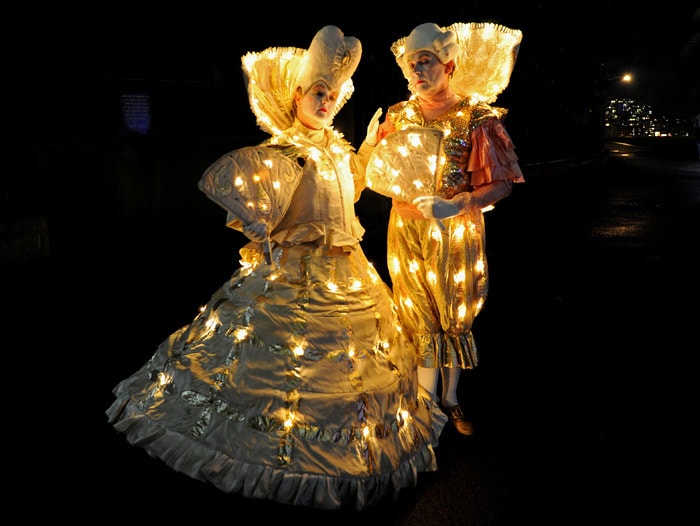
386, 98, 504, 198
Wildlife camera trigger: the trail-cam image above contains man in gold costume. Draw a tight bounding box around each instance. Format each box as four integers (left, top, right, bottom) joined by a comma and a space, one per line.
366, 22, 525, 436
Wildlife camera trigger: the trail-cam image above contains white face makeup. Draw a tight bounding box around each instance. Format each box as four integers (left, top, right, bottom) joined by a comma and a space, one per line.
296, 82, 338, 129
406, 51, 451, 97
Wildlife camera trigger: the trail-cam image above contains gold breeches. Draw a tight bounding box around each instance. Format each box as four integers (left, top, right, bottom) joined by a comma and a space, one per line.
387, 207, 488, 369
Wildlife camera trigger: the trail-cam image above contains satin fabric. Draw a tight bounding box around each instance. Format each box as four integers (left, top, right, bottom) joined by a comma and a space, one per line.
381, 98, 523, 369
106, 122, 445, 510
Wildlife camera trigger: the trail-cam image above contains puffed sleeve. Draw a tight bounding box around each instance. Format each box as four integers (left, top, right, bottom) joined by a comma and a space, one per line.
352, 143, 376, 202
467, 118, 525, 187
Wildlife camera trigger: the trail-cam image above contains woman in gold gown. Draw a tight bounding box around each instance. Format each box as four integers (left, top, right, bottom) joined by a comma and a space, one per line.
106, 25, 443, 511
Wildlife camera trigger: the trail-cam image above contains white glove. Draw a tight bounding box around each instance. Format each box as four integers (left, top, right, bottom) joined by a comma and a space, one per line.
242, 221, 268, 242
365, 107, 383, 146
412, 193, 472, 220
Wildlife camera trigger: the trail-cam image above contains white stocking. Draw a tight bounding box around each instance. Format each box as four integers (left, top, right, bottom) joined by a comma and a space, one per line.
417, 366, 439, 397
440, 367, 461, 407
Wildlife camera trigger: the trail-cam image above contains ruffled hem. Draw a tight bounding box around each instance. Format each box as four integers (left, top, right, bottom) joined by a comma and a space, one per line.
415, 331, 479, 369
106, 394, 443, 511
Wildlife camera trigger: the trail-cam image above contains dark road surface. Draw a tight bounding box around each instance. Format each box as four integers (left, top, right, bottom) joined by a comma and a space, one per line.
8, 141, 698, 524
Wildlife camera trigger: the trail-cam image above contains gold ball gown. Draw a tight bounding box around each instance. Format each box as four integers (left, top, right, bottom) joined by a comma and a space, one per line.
106, 118, 444, 510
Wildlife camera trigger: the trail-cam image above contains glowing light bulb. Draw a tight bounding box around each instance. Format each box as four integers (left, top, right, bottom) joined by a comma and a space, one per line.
284, 413, 295, 428
412, 179, 425, 190
308, 148, 321, 162
390, 256, 400, 275
407, 133, 422, 147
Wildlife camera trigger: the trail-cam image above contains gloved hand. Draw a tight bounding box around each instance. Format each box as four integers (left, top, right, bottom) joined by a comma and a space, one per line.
364, 107, 383, 146
243, 220, 269, 242
412, 193, 472, 220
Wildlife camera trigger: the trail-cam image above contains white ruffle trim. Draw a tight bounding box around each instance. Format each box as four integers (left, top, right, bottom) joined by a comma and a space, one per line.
106, 395, 444, 511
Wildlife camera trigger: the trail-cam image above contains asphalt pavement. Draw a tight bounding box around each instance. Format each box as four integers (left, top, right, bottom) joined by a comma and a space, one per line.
8, 140, 698, 524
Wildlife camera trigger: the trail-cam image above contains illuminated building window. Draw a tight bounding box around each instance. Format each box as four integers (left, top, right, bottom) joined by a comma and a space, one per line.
121, 93, 151, 134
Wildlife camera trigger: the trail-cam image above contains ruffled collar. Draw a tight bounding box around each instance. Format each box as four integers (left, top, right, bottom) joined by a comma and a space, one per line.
291, 118, 328, 144
266, 118, 349, 154
276, 118, 330, 148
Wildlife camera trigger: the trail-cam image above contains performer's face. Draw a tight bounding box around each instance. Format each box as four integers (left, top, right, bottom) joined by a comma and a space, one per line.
296, 82, 338, 129
406, 51, 452, 98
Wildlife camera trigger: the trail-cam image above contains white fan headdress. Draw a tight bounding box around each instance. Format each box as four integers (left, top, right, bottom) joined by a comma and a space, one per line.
391, 22, 523, 103
242, 25, 361, 136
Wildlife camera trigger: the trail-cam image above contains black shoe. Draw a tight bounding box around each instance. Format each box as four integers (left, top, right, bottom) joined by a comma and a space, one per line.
441, 403, 474, 436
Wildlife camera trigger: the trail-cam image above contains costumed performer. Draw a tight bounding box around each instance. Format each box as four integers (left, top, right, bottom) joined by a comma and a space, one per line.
106, 25, 444, 510
364, 22, 525, 436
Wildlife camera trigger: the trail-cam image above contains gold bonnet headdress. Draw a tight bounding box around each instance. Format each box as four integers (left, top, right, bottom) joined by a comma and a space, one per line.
391, 22, 523, 103
241, 25, 361, 136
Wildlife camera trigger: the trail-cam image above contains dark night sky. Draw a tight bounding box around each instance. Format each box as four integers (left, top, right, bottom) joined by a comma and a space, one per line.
26, 2, 697, 113
11, 0, 697, 168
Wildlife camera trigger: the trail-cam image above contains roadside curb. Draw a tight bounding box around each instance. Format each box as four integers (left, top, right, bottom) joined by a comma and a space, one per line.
522, 150, 610, 176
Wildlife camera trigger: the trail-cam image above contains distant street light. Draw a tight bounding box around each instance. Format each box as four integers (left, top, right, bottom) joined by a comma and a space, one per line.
606, 73, 634, 100
610, 73, 633, 83
593, 68, 637, 145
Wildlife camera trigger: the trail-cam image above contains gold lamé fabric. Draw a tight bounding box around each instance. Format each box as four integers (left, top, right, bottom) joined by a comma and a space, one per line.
387, 207, 485, 369
381, 98, 521, 369
386, 98, 509, 199
107, 123, 445, 511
